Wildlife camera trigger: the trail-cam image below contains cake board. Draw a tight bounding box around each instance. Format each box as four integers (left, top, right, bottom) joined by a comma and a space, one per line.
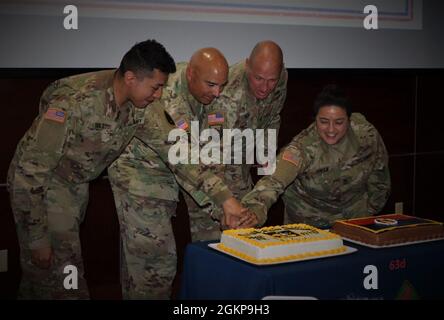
341, 236, 444, 249
208, 243, 357, 266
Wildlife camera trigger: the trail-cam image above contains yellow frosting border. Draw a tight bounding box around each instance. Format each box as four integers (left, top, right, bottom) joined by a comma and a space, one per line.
217, 243, 347, 265
223, 224, 340, 249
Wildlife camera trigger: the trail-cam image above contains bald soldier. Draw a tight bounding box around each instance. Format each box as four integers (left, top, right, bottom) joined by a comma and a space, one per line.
108, 48, 248, 299
7, 39, 176, 299
184, 41, 288, 241
241, 85, 391, 228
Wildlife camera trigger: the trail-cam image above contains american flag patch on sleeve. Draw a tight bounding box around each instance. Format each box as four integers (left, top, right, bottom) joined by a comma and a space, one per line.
44, 108, 66, 124
176, 119, 189, 131
282, 150, 299, 166
208, 112, 224, 126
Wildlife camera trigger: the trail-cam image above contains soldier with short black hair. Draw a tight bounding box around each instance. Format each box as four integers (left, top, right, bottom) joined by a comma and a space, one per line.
7, 39, 176, 299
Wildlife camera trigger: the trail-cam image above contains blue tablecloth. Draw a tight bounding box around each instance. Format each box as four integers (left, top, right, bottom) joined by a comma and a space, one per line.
179, 239, 444, 300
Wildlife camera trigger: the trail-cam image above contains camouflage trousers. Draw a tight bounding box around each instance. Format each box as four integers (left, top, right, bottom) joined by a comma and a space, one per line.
182, 192, 222, 242
183, 178, 254, 241
111, 185, 177, 299
9, 174, 90, 299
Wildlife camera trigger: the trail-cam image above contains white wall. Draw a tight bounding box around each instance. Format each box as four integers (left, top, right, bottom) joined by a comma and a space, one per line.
0, 1, 443, 68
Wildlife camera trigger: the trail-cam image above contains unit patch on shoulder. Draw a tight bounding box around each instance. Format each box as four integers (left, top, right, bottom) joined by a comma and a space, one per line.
208, 112, 224, 126
176, 118, 189, 131
282, 149, 299, 166
44, 108, 66, 124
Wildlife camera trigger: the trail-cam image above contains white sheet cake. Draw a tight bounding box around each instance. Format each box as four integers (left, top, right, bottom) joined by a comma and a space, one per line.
218, 224, 346, 264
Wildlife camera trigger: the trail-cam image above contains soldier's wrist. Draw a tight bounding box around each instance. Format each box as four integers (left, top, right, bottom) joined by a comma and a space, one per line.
211, 189, 234, 207
242, 203, 267, 226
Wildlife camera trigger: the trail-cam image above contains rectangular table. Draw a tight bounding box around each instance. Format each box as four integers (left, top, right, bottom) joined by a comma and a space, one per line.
179, 239, 444, 300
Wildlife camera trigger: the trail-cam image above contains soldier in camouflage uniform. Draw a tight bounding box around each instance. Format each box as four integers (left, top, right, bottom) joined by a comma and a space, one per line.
7, 39, 176, 299
108, 48, 239, 299
184, 40, 288, 241
241, 85, 391, 229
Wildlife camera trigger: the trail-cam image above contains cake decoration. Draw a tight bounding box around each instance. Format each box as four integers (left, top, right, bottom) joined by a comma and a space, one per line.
332, 214, 444, 246
217, 224, 347, 264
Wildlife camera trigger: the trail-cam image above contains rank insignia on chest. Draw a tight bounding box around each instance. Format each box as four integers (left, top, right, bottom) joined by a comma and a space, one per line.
164, 111, 175, 125
44, 108, 66, 124
94, 122, 112, 130
101, 129, 113, 142
176, 119, 189, 131
208, 112, 224, 126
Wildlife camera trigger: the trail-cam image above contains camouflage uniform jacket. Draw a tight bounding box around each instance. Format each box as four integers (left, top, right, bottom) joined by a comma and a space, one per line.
201, 60, 288, 198
7, 70, 145, 249
242, 113, 391, 227
111, 62, 233, 206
